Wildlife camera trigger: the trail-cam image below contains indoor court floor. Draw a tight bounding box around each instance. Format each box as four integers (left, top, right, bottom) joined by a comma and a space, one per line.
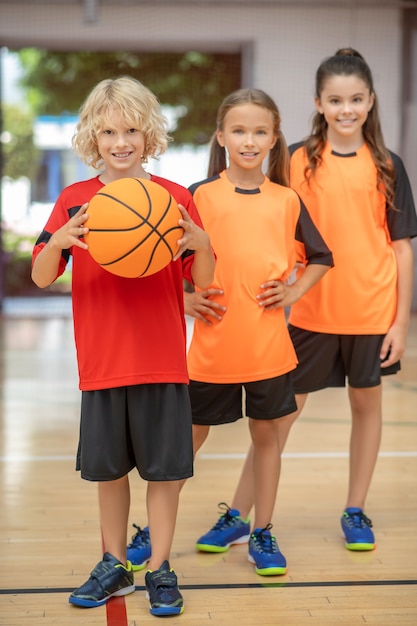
0, 298, 416, 625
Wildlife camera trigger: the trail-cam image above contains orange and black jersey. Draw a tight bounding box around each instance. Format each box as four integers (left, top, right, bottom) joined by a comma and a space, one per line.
288, 142, 417, 334
186, 171, 333, 384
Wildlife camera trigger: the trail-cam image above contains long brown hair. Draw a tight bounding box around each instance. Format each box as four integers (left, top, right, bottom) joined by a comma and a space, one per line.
207, 88, 290, 186
304, 48, 395, 209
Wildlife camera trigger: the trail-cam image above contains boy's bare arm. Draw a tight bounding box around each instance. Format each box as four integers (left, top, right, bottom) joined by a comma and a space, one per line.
173, 204, 215, 290
32, 204, 89, 288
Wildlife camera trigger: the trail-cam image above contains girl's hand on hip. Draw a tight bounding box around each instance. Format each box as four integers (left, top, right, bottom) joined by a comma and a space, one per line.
257, 280, 302, 310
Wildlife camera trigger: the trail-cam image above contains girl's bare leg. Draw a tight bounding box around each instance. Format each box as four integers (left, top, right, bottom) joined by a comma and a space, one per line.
231, 394, 308, 520
178, 423, 210, 493
346, 385, 382, 510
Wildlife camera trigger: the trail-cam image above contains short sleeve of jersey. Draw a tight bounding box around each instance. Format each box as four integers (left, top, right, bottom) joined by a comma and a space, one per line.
32, 176, 103, 276
295, 198, 334, 267
387, 151, 417, 241
151, 174, 205, 284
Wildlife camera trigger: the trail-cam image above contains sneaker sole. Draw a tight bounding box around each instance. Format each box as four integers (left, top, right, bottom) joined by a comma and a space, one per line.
149, 606, 184, 616
248, 555, 287, 576
130, 561, 149, 572
145, 591, 184, 616
196, 533, 250, 553
345, 542, 376, 551
254, 566, 287, 576
69, 584, 136, 608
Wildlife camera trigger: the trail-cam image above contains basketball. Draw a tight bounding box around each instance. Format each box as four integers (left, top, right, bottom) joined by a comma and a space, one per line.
84, 177, 183, 278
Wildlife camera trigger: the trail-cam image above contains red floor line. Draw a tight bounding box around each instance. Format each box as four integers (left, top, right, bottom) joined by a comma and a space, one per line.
101, 529, 129, 626
106, 595, 129, 626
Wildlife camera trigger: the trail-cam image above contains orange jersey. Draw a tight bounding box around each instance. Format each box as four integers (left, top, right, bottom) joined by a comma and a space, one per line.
187, 171, 333, 383
288, 142, 417, 334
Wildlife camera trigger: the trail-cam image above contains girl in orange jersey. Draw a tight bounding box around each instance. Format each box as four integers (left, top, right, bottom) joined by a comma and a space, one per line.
183, 88, 333, 576
224, 49, 417, 555
128, 89, 333, 575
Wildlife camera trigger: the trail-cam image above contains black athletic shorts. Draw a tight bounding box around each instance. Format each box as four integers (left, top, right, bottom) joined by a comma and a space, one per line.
288, 325, 401, 393
189, 374, 297, 426
76, 383, 193, 482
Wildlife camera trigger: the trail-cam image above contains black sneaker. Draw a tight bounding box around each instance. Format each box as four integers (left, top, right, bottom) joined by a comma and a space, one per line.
69, 552, 135, 608
145, 560, 184, 616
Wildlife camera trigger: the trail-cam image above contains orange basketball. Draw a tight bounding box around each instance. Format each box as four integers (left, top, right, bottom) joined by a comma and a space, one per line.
84, 177, 183, 278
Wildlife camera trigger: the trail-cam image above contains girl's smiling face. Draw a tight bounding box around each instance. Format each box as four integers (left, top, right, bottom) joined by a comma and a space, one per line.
315, 73, 375, 147
216, 103, 277, 174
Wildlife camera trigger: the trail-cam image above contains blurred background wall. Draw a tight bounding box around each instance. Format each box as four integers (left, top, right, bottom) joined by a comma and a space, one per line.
0, 0, 416, 307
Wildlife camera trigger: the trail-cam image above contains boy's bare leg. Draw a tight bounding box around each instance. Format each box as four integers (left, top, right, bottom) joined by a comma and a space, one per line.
98, 475, 130, 564
146, 480, 181, 570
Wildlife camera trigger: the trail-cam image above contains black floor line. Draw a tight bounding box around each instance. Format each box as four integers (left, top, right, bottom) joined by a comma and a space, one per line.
2, 579, 416, 595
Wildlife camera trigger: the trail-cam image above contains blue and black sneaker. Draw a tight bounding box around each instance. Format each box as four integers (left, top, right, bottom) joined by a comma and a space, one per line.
248, 525, 287, 576
341, 507, 375, 551
145, 560, 184, 616
196, 502, 250, 553
69, 552, 135, 608
126, 524, 151, 571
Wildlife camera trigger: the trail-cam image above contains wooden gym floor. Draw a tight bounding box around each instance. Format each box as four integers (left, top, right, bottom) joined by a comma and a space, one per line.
0, 298, 416, 625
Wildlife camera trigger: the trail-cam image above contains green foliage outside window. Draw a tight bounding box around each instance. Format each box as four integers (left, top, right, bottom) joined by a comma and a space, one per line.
18, 49, 241, 145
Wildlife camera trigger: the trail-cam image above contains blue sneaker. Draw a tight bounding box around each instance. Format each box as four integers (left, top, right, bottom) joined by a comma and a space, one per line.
196, 502, 250, 553
69, 552, 135, 608
145, 560, 184, 616
126, 524, 151, 571
248, 525, 287, 576
341, 507, 375, 551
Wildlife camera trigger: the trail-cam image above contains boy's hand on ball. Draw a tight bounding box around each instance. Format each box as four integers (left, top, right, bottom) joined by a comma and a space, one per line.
173, 204, 211, 260
51, 203, 89, 251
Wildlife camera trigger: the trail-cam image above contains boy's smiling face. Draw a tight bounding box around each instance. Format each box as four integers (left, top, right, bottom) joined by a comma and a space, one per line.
96, 106, 148, 182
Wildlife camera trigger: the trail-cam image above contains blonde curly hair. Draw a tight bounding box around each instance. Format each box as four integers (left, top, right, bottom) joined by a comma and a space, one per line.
72, 76, 171, 169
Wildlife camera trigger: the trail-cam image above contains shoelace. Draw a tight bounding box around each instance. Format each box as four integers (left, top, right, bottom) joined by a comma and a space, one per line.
128, 524, 149, 547
252, 524, 278, 554
211, 502, 236, 530
345, 511, 373, 529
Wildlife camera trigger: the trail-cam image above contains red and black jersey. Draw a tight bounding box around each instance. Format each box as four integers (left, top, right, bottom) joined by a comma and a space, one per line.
32, 174, 203, 391
288, 142, 417, 334
187, 171, 333, 383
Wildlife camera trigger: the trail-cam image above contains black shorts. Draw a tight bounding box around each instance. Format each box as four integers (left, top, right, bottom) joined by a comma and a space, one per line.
288, 325, 401, 393
76, 384, 193, 482
189, 374, 297, 426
